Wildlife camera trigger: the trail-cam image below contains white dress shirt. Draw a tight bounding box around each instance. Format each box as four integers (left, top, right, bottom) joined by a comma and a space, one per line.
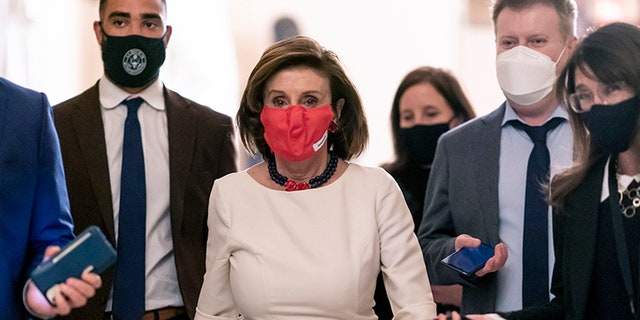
496, 103, 573, 312
99, 76, 183, 311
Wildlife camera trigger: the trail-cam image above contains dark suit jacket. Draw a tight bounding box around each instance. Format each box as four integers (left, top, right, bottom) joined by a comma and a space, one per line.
53, 81, 236, 319
0, 77, 74, 319
418, 104, 504, 314
504, 157, 608, 320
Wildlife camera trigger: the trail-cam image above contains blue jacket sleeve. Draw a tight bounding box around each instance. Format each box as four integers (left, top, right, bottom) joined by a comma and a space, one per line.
26, 92, 75, 274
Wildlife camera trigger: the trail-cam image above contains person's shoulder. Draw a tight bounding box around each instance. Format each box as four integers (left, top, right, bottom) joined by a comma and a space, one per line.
441, 104, 505, 141
346, 162, 394, 182
215, 169, 245, 181
0, 77, 29, 92
0, 78, 52, 122
0, 77, 43, 101
380, 161, 400, 177
343, 163, 404, 198
53, 83, 99, 110
164, 88, 231, 122
438, 118, 479, 143
212, 169, 252, 192
348, 162, 384, 172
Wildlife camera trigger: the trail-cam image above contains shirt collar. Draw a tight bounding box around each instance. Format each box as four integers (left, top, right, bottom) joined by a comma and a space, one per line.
501, 101, 569, 127
98, 76, 165, 111
608, 156, 640, 191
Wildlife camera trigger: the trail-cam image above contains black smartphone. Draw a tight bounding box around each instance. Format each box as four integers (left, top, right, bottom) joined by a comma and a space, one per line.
440, 243, 494, 276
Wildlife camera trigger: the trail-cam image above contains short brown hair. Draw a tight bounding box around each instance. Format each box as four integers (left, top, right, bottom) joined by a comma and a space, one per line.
491, 0, 577, 39
237, 36, 368, 161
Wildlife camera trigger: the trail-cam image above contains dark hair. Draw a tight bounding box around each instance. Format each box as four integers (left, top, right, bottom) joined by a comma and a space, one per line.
551, 22, 640, 209
491, 0, 577, 40
99, 0, 167, 19
383, 66, 476, 171
237, 35, 368, 160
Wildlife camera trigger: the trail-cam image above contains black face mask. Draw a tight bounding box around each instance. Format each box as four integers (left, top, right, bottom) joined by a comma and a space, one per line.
101, 30, 166, 88
398, 123, 449, 167
582, 95, 640, 154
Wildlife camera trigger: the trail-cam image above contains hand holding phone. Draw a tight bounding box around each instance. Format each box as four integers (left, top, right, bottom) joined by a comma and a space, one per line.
440, 243, 494, 276
30, 226, 116, 305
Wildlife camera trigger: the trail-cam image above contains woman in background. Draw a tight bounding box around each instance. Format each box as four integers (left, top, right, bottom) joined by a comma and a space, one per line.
376, 66, 476, 319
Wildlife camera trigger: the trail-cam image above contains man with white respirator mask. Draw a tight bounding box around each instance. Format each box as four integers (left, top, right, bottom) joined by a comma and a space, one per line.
497, 45, 567, 106
418, 0, 578, 317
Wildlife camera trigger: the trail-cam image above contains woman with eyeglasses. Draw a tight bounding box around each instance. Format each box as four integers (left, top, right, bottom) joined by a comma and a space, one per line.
542, 21, 640, 320
440, 21, 640, 320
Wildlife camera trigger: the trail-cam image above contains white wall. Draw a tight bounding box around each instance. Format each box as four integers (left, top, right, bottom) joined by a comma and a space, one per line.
1, 0, 504, 168
228, 0, 503, 167
1, 0, 89, 103
162, 1, 239, 118
1, 0, 240, 116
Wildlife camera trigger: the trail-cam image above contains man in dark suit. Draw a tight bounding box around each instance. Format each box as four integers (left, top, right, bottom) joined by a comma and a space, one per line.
52, 0, 236, 319
419, 0, 578, 316
0, 77, 101, 318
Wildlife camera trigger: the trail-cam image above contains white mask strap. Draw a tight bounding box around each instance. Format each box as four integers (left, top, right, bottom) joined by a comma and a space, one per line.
553, 46, 567, 66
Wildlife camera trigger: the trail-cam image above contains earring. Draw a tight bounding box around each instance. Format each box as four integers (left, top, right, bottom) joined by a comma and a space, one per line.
329, 121, 338, 133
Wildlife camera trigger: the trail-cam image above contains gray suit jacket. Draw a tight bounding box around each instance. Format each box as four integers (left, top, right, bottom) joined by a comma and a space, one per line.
418, 103, 506, 314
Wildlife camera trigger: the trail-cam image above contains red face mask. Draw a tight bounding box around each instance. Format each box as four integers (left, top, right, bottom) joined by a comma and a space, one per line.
260, 104, 334, 162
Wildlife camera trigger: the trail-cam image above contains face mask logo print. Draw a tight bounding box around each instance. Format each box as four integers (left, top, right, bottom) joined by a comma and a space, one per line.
100, 28, 166, 88
123, 49, 147, 76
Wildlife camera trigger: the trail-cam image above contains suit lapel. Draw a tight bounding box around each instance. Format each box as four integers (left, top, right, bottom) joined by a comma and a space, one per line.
164, 87, 196, 234
564, 158, 606, 315
474, 104, 505, 243
71, 84, 116, 240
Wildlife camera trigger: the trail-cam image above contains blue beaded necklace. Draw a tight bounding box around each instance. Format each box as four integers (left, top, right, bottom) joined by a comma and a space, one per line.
268, 152, 339, 191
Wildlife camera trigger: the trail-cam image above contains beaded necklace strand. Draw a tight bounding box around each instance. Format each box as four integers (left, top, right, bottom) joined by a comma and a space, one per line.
268, 153, 338, 191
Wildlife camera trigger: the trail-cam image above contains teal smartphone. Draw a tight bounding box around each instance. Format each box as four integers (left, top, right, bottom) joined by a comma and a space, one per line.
30, 226, 116, 304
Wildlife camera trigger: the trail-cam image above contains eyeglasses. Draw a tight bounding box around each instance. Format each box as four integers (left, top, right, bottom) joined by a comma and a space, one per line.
568, 81, 635, 113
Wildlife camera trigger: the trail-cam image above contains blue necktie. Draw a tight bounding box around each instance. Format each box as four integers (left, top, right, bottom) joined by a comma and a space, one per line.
112, 97, 146, 319
510, 117, 563, 308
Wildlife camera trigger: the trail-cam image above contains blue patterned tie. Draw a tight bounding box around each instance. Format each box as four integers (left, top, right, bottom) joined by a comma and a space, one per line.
112, 97, 146, 319
510, 117, 563, 308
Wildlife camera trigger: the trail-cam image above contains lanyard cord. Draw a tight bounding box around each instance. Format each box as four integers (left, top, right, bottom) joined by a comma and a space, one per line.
607, 157, 639, 318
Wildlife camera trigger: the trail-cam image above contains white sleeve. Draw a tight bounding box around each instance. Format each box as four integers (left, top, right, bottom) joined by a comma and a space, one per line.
377, 170, 438, 319
195, 182, 243, 320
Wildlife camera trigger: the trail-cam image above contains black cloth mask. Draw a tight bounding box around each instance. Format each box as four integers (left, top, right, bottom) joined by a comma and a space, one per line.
582, 95, 640, 154
398, 123, 449, 167
101, 30, 167, 88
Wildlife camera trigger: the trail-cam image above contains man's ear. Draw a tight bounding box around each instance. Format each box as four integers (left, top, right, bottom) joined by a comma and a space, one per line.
163, 25, 173, 48
93, 21, 103, 45
564, 35, 578, 56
